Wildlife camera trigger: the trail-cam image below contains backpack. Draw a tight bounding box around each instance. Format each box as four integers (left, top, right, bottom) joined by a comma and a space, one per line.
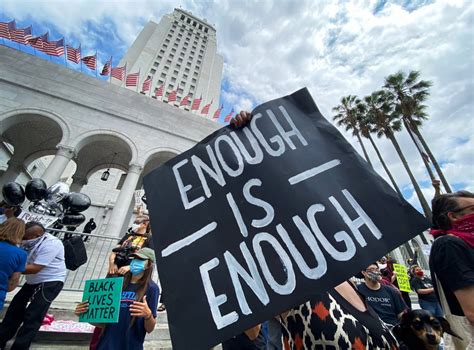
63, 236, 88, 270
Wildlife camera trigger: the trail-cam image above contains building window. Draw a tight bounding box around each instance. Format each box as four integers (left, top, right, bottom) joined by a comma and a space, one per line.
194, 40, 198, 45
166, 59, 172, 64
196, 66, 200, 71
163, 66, 169, 71
204, 27, 208, 33
176, 63, 181, 69
180, 52, 185, 57
165, 38, 170, 43
160, 72, 166, 78
160, 49, 165, 54
198, 54, 203, 59
178, 57, 183, 63
186, 61, 191, 67
192, 46, 196, 50
173, 70, 179, 75
178, 88, 184, 94
167, 33, 172, 38
163, 44, 168, 48
199, 24, 203, 30
192, 78, 197, 83
171, 77, 176, 82
185, 68, 190, 73
178, 33, 182, 38
186, 18, 191, 24
184, 42, 188, 47
150, 68, 156, 74
171, 48, 176, 53
192, 21, 197, 27
169, 54, 174, 59
157, 55, 162, 60
190, 85, 195, 91
193, 72, 198, 77
180, 28, 184, 33
158, 79, 164, 84
180, 15, 185, 20
153, 62, 159, 67
176, 38, 180, 43
168, 84, 174, 89
182, 75, 187, 80
200, 49, 204, 54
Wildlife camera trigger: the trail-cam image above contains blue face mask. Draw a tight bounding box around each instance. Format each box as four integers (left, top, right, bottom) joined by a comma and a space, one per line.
130, 259, 146, 275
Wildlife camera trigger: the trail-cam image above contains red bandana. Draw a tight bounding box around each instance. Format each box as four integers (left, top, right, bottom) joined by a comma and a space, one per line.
430, 213, 474, 248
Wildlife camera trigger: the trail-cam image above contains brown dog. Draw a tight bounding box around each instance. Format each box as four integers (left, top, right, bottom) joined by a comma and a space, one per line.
393, 309, 460, 350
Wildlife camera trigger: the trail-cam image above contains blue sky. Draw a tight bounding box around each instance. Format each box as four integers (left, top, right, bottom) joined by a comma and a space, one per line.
1, 0, 472, 211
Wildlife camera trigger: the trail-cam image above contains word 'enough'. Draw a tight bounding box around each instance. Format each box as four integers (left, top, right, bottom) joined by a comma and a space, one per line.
199, 188, 382, 330
173, 106, 308, 210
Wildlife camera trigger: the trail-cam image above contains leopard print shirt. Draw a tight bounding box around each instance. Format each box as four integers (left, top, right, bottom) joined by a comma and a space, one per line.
281, 292, 399, 349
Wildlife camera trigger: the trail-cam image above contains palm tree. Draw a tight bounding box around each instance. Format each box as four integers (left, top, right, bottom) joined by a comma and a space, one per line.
384, 71, 452, 193
363, 90, 432, 220
356, 104, 402, 197
332, 95, 372, 167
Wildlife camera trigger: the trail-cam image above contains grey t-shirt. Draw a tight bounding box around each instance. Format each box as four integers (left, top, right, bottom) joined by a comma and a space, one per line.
26, 233, 66, 284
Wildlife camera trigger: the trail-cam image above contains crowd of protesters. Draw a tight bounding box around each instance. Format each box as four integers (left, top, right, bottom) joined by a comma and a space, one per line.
0, 112, 471, 350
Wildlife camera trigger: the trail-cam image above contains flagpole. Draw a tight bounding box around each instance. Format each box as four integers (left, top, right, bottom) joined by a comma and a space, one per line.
148, 75, 153, 97
95, 51, 98, 78
109, 56, 112, 83
64, 40, 68, 68
80, 44, 83, 73
136, 69, 140, 93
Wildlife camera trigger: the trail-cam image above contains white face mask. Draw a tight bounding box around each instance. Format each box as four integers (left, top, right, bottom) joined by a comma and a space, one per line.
0, 214, 6, 224
378, 263, 387, 270
131, 223, 142, 233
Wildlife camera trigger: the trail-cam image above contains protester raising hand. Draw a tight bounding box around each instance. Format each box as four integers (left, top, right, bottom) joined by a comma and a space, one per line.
130, 295, 152, 319
230, 111, 252, 128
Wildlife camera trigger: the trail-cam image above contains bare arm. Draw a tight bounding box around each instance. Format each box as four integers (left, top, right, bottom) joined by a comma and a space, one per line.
244, 324, 261, 341
108, 245, 121, 275
416, 287, 435, 295
23, 263, 45, 275
454, 285, 474, 325
7, 272, 21, 291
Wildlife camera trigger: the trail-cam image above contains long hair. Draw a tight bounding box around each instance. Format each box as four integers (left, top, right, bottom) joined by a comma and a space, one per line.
0, 217, 25, 245
122, 260, 154, 327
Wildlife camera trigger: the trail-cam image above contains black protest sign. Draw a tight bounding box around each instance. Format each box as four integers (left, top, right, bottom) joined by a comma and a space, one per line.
144, 88, 429, 350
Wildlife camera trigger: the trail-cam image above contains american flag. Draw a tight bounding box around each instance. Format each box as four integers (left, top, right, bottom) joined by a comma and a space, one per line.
142, 77, 152, 92
126, 72, 139, 87
167, 90, 177, 103
111, 65, 126, 81
43, 38, 65, 56
224, 109, 234, 123
66, 44, 81, 64
201, 99, 213, 115
81, 54, 97, 71
100, 57, 112, 76
212, 104, 224, 119
191, 95, 202, 110
180, 94, 191, 106
27, 32, 48, 51
10, 26, 32, 45
0, 20, 15, 39
155, 84, 164, 97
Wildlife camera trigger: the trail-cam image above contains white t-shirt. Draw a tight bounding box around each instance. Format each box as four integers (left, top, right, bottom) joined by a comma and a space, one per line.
26, 233, 66, 284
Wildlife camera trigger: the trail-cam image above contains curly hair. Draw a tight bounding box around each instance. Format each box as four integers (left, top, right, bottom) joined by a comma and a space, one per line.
431, 190, 474, 230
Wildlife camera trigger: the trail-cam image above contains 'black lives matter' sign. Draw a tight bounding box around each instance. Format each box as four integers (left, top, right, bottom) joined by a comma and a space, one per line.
144, 88, 428, 350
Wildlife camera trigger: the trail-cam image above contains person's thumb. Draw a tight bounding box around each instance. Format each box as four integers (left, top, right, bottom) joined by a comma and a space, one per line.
143, 295, 147, 303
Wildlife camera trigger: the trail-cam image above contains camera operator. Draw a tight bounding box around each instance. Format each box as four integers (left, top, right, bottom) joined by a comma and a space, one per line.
108, 215, 153, 276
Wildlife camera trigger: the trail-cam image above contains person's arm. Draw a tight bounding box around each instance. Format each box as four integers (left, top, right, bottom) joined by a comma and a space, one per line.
416, 287, 435, 295
23, 263, 46, 275
244, 324, 261, 341
108, 244, 121, 275
7, 272, 21, 291
130, 295, 156, 333
453, 285, 474, 325
74, 301, 105, 328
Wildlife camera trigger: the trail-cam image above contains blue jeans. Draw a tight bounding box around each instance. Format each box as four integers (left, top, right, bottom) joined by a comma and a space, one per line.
419, 299, 444, 318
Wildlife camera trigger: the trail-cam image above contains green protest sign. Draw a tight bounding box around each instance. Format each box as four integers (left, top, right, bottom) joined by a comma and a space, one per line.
393, 263, 412, 293
79, 277, 124, 323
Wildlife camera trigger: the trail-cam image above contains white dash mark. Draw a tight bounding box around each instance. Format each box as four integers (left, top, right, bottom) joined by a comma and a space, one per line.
288, 159, 341, 185
161, 222, 218, 258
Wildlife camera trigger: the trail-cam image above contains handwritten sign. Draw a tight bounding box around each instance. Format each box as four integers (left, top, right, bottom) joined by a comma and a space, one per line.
144, 88, 429, 349
393, 263, 412, 293
79, 277, 123, 323
18, 210, 57, 228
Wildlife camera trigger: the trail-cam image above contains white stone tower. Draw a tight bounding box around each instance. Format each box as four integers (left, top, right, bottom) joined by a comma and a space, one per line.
118, 8, 223, 116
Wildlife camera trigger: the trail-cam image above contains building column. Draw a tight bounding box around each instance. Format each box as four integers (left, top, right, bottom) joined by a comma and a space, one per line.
104, 163, 142, 237
0, 156, 24, 188
41, 145, 76, 187
70, 175, 88, 193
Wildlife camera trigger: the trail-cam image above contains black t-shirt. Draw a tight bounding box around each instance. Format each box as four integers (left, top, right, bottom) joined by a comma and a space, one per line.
357, 283, 407, 326
410, 276, 437, 302
118, 233, 154, 250
222, 330, 266, 350
429, 235, 474, 316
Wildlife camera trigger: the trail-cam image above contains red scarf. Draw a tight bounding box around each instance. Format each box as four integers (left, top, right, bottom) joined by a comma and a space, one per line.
430, 213, 474, 248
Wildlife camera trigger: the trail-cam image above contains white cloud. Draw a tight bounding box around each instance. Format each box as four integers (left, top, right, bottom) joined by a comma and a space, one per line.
2, 0, 472, 202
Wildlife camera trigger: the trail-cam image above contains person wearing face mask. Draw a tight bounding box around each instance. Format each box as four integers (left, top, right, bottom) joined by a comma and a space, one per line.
75, 247, 159, 350
357, 263, 408, 328
410, 265, 443, 318
0, 221, 66, 350
108, 215, 153, 276
0, 217, 27, 311
429, 189, 474, 349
